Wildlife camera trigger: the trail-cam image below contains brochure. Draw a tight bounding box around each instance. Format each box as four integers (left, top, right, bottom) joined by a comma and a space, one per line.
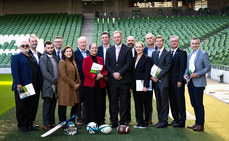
90, 63, 103, 74
136, 80, 152, 91
18, 83, 36, 99
150, 64, 162, 77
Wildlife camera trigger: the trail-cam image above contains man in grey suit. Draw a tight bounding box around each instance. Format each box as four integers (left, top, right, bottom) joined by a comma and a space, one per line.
184, 37, 210, 131
151, 35, 171, 128
39, 41, 59, 131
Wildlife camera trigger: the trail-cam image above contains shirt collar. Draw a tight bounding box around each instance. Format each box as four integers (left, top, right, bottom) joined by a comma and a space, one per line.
115, 43, 122, 48
79, 48, 86, 53
47, 54, 53, 58
192, 48, 200, 54
158, 47, 164, 52
31, 49, 37, 54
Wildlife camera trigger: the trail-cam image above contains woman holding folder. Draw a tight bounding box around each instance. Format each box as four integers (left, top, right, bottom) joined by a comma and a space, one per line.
82, 43, 107, 125
131, 41, 152, 128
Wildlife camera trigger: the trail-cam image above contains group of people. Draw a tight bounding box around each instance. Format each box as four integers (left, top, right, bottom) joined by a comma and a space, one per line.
11, 30, 211, 133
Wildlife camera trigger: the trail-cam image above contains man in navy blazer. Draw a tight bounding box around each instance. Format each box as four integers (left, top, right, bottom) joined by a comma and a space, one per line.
105, 31, 132, 127
168, 35, 187, 127
11, 41, 41, 132
52, 36, 63, 61
97, 31, 111, 124
184, 37, 210, 131
74, 36, 89, 125
143, 33, 157, 125
151, 35, 171, 128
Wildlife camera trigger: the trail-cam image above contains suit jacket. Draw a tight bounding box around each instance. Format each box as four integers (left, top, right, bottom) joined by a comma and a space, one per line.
83, 55, 107, 88
151, 48, 171, 87
169, 48, 187, 85
74, 49, 89, 83
52, 48, 61, 61
185, 49, 211, 87
97, 46, 104, 58
29, 50, 43, 90
57, 59, 80, 106
11, 53, 33, 91
105, 44, 132, 84
143, 46, 157, 57
131, 54, 151, 89
39, 52, 59, 99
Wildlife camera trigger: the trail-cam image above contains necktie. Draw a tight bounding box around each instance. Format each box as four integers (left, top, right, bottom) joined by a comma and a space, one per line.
171, 51, 174, 58
116, 46, 120, 62
157, 51, 160, 61
57, 50, 60, 60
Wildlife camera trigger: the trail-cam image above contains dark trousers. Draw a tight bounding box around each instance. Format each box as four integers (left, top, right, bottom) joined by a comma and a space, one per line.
106, 83, 112, 122
133, 91, 150, 125
85, 81, 106, 125
188, 80, 205, 126
109, 82, 129, 125
32, 91, 40, 123
148, 90, 153, 122
58, 104, 78, 122
14, 91, 36, 129
42, 96, 57, 126
169, 83, 186, 124
126, 90, 131, 123
154, 83, 169, 124
77, 85, 86, 122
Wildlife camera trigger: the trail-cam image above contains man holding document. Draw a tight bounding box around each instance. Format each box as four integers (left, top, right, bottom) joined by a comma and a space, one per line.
151, 35, 171, 128
11, 41, 40, 132
83, 43, 107, 125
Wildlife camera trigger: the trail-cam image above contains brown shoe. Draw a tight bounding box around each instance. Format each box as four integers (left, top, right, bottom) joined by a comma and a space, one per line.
76, 121, 84, 126
43, 126, 51, 131
187, 124, 197, 129
193, 125, 204, 131
49, 124, 57, 129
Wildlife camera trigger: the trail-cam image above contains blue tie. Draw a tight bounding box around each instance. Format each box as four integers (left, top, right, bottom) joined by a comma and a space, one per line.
57, 51, 60, 60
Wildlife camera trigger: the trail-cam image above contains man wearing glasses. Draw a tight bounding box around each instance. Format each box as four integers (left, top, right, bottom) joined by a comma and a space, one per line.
53, 36, 63, 61
11, 41, 41, 132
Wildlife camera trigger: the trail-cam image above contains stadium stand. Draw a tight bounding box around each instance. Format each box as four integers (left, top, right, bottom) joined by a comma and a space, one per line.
92, 15, 229, 65
0, 13, 82, 67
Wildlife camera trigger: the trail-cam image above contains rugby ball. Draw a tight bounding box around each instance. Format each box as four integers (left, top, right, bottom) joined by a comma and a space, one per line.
117, 125, 130, 134
98, 124, 112, 134
87, 122, 98, 134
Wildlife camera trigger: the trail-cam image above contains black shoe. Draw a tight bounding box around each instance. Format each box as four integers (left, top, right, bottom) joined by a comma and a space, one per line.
151, 122, 160, 127
173, 123, 185, 128
28, 125, 39, 131
111, 123, 118, 128
19, 127, 28, 132
155, 123, 167, 128
168, 120, 178, 126
33, 124, 39, 128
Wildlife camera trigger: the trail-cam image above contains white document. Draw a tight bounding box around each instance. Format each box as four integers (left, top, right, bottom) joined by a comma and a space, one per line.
18, 83, 36, 99
136, 80, 152, 91
150, 65, 162, 77
90, 62, 103, 74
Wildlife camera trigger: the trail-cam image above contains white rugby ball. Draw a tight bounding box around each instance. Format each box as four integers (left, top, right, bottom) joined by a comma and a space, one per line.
98, 124, 112, 134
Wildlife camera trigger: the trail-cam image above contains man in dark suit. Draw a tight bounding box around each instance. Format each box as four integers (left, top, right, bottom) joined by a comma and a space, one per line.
52, 36, 63, 61
125, 35, 136, 124
97, 31, 111, 124
151, 35, 171, 128
39, 41, 58, 131
105, 30, 132, 127
74, 36, 89, 125
168, 35, 187, 127
184, 37, 210, 131
28, 34, 43, 129
143, 33, 157, 125
11, 41, 40, 132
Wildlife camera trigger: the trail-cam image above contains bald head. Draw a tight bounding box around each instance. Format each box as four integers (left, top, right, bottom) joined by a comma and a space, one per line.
145, 33, 155, 47
126, 36, 136, 48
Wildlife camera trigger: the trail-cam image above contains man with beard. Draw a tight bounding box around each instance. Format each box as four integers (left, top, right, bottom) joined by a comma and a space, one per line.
11, 41, 40, 132
39, 41, 59, 131
125, 35, 136, 124
28, 34, 42, 129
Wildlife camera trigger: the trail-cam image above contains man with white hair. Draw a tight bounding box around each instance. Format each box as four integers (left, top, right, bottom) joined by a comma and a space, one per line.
11, 41, 41, 132
74, 36, 89, 125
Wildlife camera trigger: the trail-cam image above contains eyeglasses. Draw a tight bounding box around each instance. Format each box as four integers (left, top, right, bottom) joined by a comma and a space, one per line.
54, 41, 63, 43
21, 45, 30, 48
